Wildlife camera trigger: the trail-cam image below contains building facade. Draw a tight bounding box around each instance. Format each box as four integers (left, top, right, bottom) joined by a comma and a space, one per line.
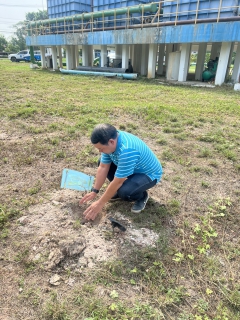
26, 0, 240, 85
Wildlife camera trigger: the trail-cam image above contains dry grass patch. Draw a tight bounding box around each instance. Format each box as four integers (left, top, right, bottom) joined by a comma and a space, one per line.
0, 60, 239, 320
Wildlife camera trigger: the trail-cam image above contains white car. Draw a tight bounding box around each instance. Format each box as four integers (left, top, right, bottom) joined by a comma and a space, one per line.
8, 50, 41, 62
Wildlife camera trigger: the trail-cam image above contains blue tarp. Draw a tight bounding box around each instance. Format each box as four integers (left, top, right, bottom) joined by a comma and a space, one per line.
61, 168, 94, 192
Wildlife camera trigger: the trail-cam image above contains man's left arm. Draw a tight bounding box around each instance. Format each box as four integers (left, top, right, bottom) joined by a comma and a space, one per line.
83, 176, 126, 220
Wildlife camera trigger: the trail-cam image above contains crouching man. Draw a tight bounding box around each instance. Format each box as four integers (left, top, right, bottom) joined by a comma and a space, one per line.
80, 123, 163, 220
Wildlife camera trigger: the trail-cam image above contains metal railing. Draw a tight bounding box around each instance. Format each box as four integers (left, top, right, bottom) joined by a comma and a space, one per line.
26, 1, 240, 36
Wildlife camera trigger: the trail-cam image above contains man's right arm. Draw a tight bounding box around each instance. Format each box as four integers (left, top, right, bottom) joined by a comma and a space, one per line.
92, 162, 111, 191
79, 162, 111, 204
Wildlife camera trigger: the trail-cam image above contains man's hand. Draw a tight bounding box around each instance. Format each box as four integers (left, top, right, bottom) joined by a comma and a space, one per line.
79, 192, 97, 204
80, 176, 126, 220
83, 200, 104, 220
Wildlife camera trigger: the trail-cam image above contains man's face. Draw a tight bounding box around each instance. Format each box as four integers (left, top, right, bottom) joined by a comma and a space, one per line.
93, 139, 116, 154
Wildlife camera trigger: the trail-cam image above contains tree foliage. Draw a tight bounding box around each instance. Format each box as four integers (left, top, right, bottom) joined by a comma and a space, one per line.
26, 10, 48, 22
5, 10, 48, 52
0, 34, 8, 51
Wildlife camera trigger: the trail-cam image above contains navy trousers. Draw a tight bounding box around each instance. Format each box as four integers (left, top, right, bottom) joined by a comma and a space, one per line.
102, 161, 157, 201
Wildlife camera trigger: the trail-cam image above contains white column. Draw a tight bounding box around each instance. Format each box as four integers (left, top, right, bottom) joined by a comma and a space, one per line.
40, 46, 46, 69
82, 45, 88, 66
147, 44, 158, 79
122, 44, 130, 70
141, 44, 149, 76
93, 48, 96, 63
57, 46, 63, 68
167, 52, 181, 80
157, 44, 165, 75
75, 46, 79, 67
100, 45, 107, 67
210, 42, 221, 60
232, 43, 240, 83
51, 46, 58, 70
226, 43, 234, 79
71, 45, 76, 69
165, 44, 173, 74
215, 42, 232, 85
66, 46, 73, 70
195, 43, 207, 80
178, 43, 191, 82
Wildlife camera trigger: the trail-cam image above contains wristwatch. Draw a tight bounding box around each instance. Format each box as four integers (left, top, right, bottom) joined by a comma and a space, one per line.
91, 187, 99, 194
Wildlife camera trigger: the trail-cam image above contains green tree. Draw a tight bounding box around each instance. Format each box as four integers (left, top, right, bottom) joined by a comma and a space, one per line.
0, 34, 8, 52
25, 10, 48, 22
5, 37, 19, 53
9, 24, 26, 51
6, 10, 48, 52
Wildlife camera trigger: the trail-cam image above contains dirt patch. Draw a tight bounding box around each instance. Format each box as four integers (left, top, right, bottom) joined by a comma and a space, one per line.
0, 188, 162, 319
16, 190, 160, 273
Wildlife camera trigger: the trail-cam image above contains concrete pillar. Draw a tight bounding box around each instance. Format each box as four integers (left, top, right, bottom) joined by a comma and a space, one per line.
167, 52, 181, 80
122, 44, 130, 70
157, 44, 165, 75
71, 45, 76, 69
226, 43, 234, 80
82, 45, 88, 66
210, 42, 221, 60
140, 44, 149, 76
51, 46, 58, 70
75, 45, 79, 67
232, 43, 240, 83
147, 44, 158, 79
215, 42, 232, 85
57, 46, 63, 68
195, 43, 207, 80
82, 45, 93, 66
40, 46, 46, 69
66, 46, 73, 70
165, 44, 173, 74
178, 43, 191, 82
100, 45, 108, 67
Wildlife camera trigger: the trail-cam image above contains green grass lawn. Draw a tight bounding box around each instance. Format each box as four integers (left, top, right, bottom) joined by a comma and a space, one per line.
0, 60, 239, 320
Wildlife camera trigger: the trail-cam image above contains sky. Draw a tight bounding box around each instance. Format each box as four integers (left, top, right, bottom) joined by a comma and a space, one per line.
0, 0, 47, 39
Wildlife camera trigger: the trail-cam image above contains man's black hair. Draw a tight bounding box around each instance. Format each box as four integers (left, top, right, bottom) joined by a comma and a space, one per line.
91, 124, 118, 145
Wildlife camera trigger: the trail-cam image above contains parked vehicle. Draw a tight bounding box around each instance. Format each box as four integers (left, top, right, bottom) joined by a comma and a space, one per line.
8, 50, 41, 62
23, 52, 41, 62
0, 52, 9, 58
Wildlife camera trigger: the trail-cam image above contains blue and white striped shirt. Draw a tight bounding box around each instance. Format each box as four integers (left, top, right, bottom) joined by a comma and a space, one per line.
100, 131, 163, 182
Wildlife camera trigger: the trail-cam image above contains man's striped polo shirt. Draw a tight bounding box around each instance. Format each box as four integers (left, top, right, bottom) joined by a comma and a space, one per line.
100, 131, 163, 182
